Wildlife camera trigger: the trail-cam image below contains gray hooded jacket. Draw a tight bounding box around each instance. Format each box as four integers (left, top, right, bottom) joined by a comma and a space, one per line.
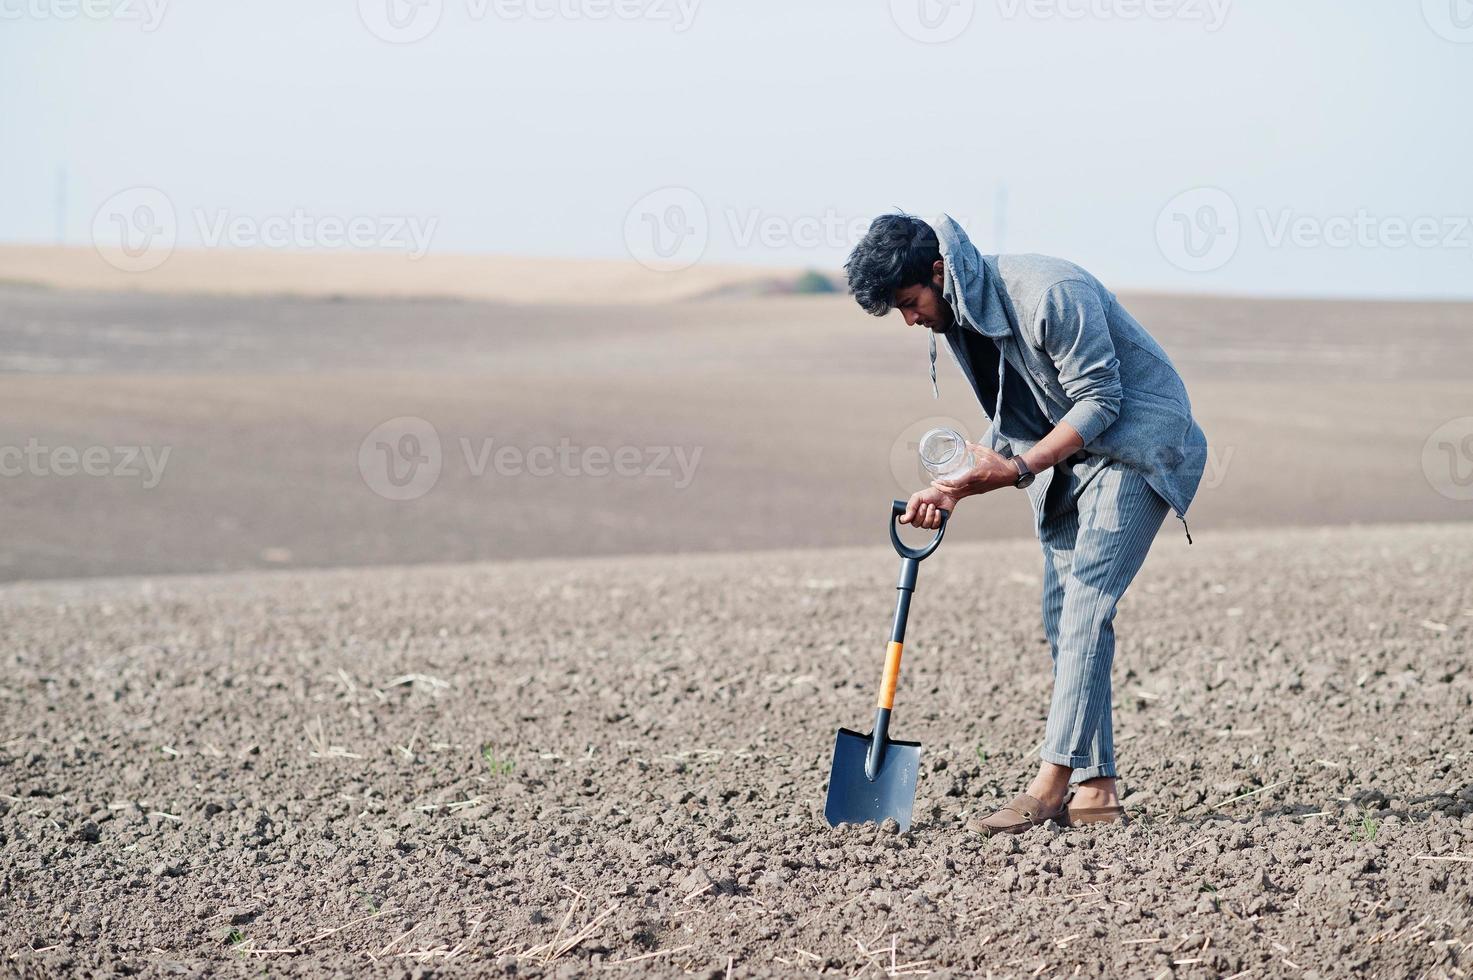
926, 214, 1207, 542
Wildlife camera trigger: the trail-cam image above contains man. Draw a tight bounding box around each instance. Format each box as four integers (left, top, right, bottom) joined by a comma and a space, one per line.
844, 213, 1207, 835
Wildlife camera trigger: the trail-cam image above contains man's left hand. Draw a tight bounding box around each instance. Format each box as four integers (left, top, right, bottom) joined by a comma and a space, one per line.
932, 442, 1021, 498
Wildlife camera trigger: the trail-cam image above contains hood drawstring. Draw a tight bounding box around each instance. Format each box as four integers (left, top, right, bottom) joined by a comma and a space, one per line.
928, 331, 939, 399
985, 275, 1009, 455
930, 313, 1009, 454
1180, 516, 1192, 544
930, 324, 1007, 454
991, 339, 1007, 454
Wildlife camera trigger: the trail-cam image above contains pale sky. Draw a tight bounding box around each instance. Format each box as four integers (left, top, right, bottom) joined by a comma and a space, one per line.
4, 0, 1472, 298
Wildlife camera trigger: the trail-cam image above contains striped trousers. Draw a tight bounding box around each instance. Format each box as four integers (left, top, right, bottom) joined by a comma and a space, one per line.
1037, 456, 1169, 783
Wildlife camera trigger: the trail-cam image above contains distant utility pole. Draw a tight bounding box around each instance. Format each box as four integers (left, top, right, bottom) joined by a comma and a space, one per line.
54, 166, 68, 245
993, 182, 1008, 254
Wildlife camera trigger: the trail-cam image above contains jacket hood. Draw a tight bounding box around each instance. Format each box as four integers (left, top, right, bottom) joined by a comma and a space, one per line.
928, 213, 1011, 340
924, 213, 1013, 455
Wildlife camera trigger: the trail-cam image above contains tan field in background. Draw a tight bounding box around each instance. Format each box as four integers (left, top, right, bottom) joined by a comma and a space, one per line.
0, 245, 813, 305
0, 256, 1470, 581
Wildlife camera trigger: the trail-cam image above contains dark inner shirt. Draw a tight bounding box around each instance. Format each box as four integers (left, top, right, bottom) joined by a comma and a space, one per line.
961, 326, 1001, 418
960, 327, 1050, 442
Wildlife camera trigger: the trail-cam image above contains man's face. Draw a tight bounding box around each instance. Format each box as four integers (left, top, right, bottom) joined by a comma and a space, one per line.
893, 260, 954, 332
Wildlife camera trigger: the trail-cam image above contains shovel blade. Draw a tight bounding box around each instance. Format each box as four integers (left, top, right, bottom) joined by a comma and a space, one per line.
823, 727, 922, 831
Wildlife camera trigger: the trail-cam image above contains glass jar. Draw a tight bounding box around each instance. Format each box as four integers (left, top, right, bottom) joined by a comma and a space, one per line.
918, 427, 973, 484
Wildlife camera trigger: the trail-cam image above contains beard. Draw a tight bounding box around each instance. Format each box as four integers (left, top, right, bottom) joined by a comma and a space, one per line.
928, 283, 955, 331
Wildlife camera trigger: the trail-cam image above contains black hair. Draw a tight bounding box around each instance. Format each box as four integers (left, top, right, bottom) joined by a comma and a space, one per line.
844, 213, 940, 316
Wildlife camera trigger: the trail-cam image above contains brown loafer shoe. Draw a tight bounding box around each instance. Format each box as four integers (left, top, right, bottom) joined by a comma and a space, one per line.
965, 792, 1068, 837
1063, 804, 1129, 827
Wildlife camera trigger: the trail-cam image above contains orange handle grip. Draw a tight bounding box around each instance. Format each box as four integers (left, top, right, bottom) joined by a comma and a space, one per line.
876, 641, 903, 709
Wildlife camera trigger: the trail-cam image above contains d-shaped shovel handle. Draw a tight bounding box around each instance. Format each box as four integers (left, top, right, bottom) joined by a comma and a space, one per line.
889, 499, 948, 561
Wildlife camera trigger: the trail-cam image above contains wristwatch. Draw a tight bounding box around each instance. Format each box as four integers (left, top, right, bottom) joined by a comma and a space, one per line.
1011, 455, 1035, 489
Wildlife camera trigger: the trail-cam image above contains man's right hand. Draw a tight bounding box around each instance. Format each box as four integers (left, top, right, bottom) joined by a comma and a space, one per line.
900, 487, 960, 530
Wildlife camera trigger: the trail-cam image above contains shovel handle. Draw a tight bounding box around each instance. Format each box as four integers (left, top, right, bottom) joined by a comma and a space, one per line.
890, 499, 948, 561
877, 641, 903, 709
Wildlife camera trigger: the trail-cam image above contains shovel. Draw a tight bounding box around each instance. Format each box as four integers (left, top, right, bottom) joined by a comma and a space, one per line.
824, 499, 948, 832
